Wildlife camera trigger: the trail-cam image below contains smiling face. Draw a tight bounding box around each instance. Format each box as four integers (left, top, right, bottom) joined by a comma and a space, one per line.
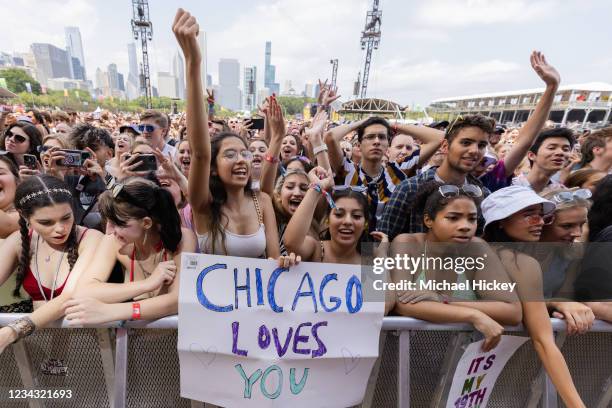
388, 134, 415, 163
540, 206, 588, 243
0, 160, 17, 210
328, 197, 366, 248
176, 140, 191, 176
529, 136, 571, 172
280, 135, 299, 162
215, 137, 251, 188
249, 140, 267, 172
500, 204, 549, 242
424, 197, 478, 243
445, 127, 489, 173
279, 173, 309, 216
140, 119, 165, 150
28, 203, 74, 246
106, 217, 150, 246
115, 133, 133, 155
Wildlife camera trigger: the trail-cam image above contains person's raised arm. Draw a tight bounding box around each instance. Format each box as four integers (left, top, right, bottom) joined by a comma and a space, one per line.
324, 119, 366, 173
173, 9, 210, 215
260, 96, 286, 195
284, 168, 333, 260
305, 111, 331, 171
504, 51, 560, 176
393, 123, 445, 166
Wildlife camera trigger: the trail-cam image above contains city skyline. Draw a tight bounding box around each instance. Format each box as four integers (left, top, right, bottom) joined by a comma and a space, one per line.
1, 1, 612, 106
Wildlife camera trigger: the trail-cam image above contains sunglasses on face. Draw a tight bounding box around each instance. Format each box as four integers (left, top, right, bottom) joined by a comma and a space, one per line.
523, 212, 555, 226
438, 184, 483, 198
6, 131, 27, 143
551, 189, 592, 203
137, 124, 160, 133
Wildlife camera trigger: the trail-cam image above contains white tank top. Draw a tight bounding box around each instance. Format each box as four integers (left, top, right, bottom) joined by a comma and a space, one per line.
196, 191, 267, 258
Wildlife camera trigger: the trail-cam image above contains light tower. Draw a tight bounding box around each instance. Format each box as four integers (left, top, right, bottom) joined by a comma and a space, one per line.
330, 59, 338, 89
359, 0, 382, 99
131, 0, 153, 108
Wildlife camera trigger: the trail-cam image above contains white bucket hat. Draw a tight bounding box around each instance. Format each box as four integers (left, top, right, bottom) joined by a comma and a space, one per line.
481, 185, 556, 230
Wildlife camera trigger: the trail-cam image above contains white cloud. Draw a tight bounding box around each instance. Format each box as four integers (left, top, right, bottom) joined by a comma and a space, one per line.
414, 0, 558, 27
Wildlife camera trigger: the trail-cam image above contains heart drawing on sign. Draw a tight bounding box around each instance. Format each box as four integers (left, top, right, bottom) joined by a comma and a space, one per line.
341, 347, 360, 375
189, 343, 218, 368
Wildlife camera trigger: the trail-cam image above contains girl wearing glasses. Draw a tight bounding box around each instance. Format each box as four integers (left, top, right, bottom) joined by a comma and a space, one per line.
173, 11, 280, 259
481, 185, 586, 408
1, 121, 42, 168
391, 182, 521, 351
0, 175, 102, 354
63, 177, 196, 325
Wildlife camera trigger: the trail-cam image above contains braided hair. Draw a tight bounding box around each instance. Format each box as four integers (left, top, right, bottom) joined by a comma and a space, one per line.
13, 175, 77, 297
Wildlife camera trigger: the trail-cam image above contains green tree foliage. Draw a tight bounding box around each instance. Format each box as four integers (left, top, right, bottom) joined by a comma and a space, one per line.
276, 96, 316, 116
0, 68, 42, 94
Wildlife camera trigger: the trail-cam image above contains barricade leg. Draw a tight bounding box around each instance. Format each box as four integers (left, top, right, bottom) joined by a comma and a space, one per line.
595, 376, 612, 408
11, 341, 43, 408
429, 332, 470, 408
398, 330, 410, 408
97, 329, 116, 407
113, 327, 128, 408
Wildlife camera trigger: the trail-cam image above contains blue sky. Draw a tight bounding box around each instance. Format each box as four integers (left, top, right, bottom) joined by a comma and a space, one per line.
1, 0, 611, 106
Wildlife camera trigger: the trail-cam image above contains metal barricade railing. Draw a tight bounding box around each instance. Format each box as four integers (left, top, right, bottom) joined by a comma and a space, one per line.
1, 314, 611, 408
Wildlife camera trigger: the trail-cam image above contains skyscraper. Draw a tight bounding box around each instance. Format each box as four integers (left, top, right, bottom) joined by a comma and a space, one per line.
65, 27, 86, 80
31, 43, 72, 86
218, 58, 241, 111
107, 63, 119, 91
243, 66, 257, 112
264, 42, 280, 95
127, 43, 140, 100
157, 72, 178, 98
173, 51, 185, 100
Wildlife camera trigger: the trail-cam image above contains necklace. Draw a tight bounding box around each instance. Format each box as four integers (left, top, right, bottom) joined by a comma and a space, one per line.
34, 235, 66, 302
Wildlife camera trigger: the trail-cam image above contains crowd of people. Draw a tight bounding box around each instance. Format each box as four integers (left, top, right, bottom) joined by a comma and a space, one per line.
0, 9, 611, 407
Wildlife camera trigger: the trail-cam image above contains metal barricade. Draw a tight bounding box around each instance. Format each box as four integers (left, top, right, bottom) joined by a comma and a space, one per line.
1, 314, 611, 408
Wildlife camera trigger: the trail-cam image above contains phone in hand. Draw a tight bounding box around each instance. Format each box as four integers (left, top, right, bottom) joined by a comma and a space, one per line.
246, 117, 265, 130
23, 154, 38, 169
58, 149, 91, 167
126, 154, 158, 172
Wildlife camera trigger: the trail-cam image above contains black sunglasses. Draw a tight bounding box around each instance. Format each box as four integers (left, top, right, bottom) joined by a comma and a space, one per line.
6, 131, 27, 143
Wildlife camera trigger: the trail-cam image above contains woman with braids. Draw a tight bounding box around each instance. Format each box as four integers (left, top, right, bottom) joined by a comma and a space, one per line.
390, 181, 521, 352
173, 9, 280, 259
481, 185, 585, 408
62, 177, 196, 325
0, 175, 102, 353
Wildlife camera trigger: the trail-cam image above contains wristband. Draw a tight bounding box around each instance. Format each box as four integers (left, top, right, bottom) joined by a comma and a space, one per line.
8, 317, 36, 342
441, 294, 449, 304
132, 302, 141, 320
312, 144, 328, 156
309, 183, 336, 208
264, 154, 279, 164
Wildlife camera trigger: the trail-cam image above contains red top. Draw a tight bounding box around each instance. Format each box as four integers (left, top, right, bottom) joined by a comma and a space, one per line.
23, 229, 89, 301
129, 241, 168, 282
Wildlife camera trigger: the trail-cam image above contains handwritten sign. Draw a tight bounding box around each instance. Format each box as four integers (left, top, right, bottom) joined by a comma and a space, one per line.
446, 335, 528, 408
178, 254, 384, 408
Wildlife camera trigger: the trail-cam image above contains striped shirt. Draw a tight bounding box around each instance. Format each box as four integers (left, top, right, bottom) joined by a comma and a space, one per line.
334, 148, 421, 231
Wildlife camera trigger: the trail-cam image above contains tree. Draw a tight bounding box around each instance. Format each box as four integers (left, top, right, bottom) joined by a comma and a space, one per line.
276, 96, 316, 116
0, 68, 42, 94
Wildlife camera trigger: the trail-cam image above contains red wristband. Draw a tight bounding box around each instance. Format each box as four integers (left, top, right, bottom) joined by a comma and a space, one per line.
132, 302, 141, 320
264, 154, 279, 163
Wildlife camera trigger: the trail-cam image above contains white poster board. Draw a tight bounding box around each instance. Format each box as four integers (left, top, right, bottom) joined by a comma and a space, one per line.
178, 254, 384, 408
446, 335, 529, 408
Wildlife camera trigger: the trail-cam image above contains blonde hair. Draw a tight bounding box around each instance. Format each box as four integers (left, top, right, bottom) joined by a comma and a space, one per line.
42, 134, 69, 149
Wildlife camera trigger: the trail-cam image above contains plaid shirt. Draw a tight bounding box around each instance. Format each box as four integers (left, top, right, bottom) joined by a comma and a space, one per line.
378, 167, 490, 240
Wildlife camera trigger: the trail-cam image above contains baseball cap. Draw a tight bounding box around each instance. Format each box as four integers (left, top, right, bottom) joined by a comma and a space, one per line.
494, 125, 506, 135
429, 120, 449, 129
481, 185, 556, 229
119, 124, 141, 135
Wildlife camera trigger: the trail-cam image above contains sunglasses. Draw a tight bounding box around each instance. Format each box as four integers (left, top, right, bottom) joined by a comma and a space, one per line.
106, 178, 124, 198
6, 131, 27, 143
551, 189, 592, 203
332, 185, 368, 194
438, 184, 483, 198
137, 124, 159, 133
289, 155, 311, 165
523, 213, 555, 226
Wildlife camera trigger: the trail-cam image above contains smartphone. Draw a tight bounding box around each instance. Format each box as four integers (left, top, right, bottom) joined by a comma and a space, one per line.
246, 117, 265, 130
23, 154, 38, 169
59, 149, 91, 167
126, 154, 158, 172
